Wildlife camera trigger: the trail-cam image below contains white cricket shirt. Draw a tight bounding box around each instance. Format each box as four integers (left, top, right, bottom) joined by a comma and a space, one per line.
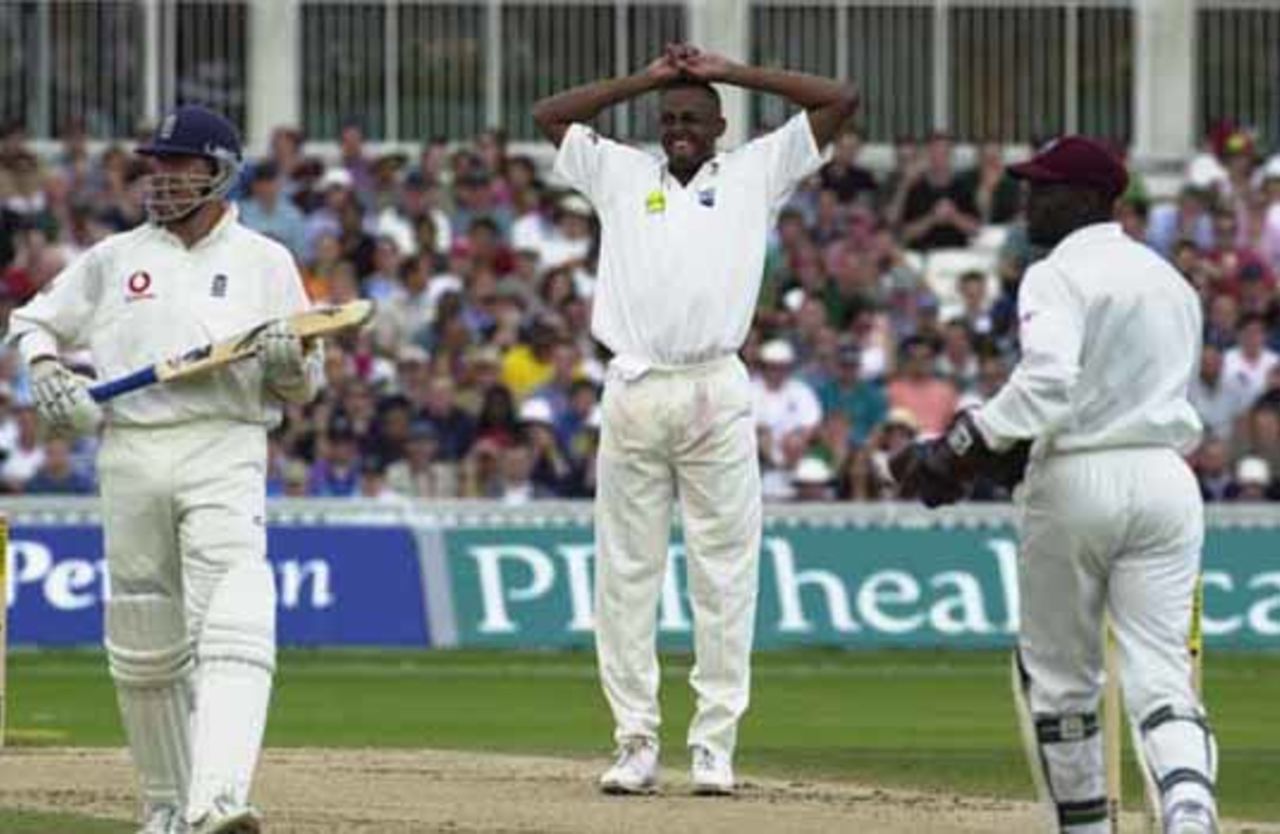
8, 205, 315, 427
554, 112, 822, 371
974, 222, 1203, 455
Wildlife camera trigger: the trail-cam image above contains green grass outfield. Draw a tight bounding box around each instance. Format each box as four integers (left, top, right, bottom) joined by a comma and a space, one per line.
5, 649, 1279, 831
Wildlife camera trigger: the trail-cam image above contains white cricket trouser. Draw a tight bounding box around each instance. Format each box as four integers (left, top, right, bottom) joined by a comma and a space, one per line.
100, 420, 268, 632
595, 355, 761, 761
1016, 446, 1215, 831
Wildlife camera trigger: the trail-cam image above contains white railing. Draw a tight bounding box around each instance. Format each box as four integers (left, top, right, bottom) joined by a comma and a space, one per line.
0, 0, 1274, 161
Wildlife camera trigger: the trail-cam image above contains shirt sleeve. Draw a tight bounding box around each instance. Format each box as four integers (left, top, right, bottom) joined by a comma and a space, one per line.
6, 247, 101, 363
552, 123, 647, 208
973, 261, 1086, 449
745, 111, 825, 210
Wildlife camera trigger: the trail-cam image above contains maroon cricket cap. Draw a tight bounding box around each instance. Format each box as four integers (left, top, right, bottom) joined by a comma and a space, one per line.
1007, 136, 1129, 201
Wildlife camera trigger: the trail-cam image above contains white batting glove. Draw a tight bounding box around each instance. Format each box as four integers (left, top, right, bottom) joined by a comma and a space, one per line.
256, 319, 306, 383
31, 359, 103, 438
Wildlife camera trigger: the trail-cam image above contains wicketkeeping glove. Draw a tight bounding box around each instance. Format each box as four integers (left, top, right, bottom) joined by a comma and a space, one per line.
31, 359, 103, 438
256, 319, 306, 383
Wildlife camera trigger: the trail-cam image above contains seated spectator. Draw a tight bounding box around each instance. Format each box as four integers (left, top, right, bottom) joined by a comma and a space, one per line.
960, 141, 1020, 224
420, 374, 477, 460
752, 339, 822, 466
24, 437, 93, 494
936, 319, 979, 394
279, 460, 310, 498
363, 235, 406, 302
1228, 455, 1275, 502
899, 131, 980, 251
519, 397, 571, 497
818, 128, 877, 207
886, 335, 958, 435
1147, 185, 1214, 258
1116, 196, 1149, 243
1189, 343, 1252, 442
836, 445, 888, 502
0, 405, 43, 491
562, 405, 601, 498
958, 354, 1010, 411
307, 417, 362, 497
532, 338, 581, 423
956, 270, 993, 336
555, 378, 598, 453
1223, 313, 1278, 404
357, 457, 407, 504
491, 441, 555, 505
791, 457, 835, 502
1203, 209, 1275, 300
386, 420, 458, 499
816, 343, 886, 444
502, 318, 559, 400
474, 383, 519, 447
238, 161, 306, 258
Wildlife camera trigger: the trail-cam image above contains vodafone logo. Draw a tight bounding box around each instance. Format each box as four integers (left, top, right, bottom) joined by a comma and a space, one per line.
126, 270, 155, 301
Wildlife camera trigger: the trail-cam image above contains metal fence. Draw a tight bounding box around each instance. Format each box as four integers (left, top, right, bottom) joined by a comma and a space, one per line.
0, 1, 1275, 153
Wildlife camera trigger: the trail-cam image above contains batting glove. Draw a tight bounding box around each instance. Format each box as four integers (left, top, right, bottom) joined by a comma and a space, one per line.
256, 319, 306, 383
31, 359, 103, 438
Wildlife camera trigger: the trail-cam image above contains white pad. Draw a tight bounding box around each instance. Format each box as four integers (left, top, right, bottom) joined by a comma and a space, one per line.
1138, 704, 1219, 821
106, 594, 194, 813
186, 560, 277, 821
1011, 652, 1109, 834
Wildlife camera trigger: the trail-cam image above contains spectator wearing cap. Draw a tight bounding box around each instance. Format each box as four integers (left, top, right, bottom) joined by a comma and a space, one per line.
357, 456, 408, 504
790, 456, 835, 501
752, 339, 823, 466
899, 131, 980, 251
1228, 455, 1275, 501
386, 420, 458, 499
451, 168, 512, 240
23, 437, 93, 494
278, 459, 311, 497
303, 166, 355, 261
519, 397, 571, 496
238, 161, 307, 259
886, 335, 958, 435
818, 128, 878, 207
816, 343, 886, 444
307, 416, 363, 496
1189, 343, 1253, 442
1147, 185, 1215, 259
1223, 314, 1278, 405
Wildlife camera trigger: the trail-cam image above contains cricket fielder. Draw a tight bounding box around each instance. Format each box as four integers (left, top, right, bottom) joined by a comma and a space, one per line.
7, 105, 322, 833
533, 44, 858, 795
890, 137, 1219, 834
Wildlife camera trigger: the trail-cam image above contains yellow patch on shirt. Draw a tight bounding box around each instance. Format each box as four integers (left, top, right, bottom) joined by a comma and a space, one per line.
645, 190, 666, 214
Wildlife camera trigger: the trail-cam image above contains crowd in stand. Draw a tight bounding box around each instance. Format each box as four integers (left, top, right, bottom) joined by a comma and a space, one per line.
2, 116, 1280, 503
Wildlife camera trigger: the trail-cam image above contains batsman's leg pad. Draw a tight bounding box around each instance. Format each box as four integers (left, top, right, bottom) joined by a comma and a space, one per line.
1138, 704, 1219, 821
187, 559, 276, 822
106, 594, 194, 814
1012, 651, 1109, 834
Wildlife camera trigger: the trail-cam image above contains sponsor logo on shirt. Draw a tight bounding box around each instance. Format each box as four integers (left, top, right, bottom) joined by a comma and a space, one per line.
211, 273, 228, 297
125, 270, 155, 302
645, 190, 666, 214
697, 188, 716, 208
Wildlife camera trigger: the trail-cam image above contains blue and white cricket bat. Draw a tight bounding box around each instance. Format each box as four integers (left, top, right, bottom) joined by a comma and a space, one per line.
88, 300, 373, 403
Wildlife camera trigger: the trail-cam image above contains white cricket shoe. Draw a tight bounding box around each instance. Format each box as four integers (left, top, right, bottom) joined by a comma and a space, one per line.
599, 736, 659, 795
137, 805, 184, 834
186, 795, 262, 834
1165, 800, 1219, 834
690, 744, 735, 796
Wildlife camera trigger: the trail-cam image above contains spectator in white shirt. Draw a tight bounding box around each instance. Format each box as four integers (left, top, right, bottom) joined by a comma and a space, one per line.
752, 339, 822, 465
1222, 313, 1278, 405
1188, 343, 1253, 441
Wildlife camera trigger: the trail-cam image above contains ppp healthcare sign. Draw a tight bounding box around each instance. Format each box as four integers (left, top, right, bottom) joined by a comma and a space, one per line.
5, 523, 428, 646
445, 524, 1280, 651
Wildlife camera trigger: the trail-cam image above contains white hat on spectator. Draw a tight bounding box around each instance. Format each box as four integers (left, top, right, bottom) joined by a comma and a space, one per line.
884, 407, 920, 433
319, 167, 354, 191
760, 339, 796, 366
1236, 456, 1270, 486
1262, 155, 1280, 181
783, 287, 806, 312
558, 194, 594, 218
791, 456, 833, 485
397, 344, 430, 365
518, 397, 555, 426
1186, 155, 1228, 190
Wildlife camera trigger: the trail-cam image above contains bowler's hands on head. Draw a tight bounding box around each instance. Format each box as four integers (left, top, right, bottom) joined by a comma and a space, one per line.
665, 44, 735, 83
645, 46, 683, 83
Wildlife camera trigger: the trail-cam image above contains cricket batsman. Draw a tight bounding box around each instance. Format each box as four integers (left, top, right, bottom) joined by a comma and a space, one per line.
890, 137, 1219, 834
6, 105, 322, 833
533, 45, 858, 795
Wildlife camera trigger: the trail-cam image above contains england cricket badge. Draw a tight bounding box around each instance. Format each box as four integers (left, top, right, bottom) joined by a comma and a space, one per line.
645, 190, 666, 214
697, 188, 716, 207
211, 273, 228, 297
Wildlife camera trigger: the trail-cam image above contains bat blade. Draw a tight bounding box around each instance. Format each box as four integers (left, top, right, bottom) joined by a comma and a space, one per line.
90, 300, 373, 402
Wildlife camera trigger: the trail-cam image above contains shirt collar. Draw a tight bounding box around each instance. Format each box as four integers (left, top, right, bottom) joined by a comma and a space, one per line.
1053, 221, 1123, 256
151, 202, 239, 250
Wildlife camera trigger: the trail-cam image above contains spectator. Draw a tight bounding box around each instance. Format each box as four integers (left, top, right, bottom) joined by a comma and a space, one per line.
1147, 185, 1214, 258
279, 460, 310, 497
1194, 438, 1233, 502
303, 167, 354, 259
1223, 314, 1278, 404
818, 128, 877, 207
816, 343, 886, 444
238, 161, 307, 258
420, 375, 477, 460
752, 339, 822, 465
338, 120, 374, 201
936, 319, 979, 394
357, 457, 406, 504
956, 270, 993, 336
1189, 343, 1252, 442
501, 318, 559, 399
491, 441, 554, 504
899, 131, 980, 251
532, 338, 581, 423
307, 418, 362, 497
886, 335, 958, 435
23, 437, 93, 494
1116, 196, 1149, 243
961, 141, 1020, 224
1232, 404, 1280, 475
519, 397, 571, 496
386, 420, 458, 499
0, 405, 43, 491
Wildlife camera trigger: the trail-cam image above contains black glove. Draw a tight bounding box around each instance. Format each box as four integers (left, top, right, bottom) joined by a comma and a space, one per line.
889, 411, 1033, 508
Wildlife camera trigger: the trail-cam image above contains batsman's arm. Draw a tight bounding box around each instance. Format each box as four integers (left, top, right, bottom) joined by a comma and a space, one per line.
6, 248, 100, 366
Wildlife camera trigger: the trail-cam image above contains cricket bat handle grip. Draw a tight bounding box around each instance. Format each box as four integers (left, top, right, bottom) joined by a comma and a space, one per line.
89, 367, 158, 403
